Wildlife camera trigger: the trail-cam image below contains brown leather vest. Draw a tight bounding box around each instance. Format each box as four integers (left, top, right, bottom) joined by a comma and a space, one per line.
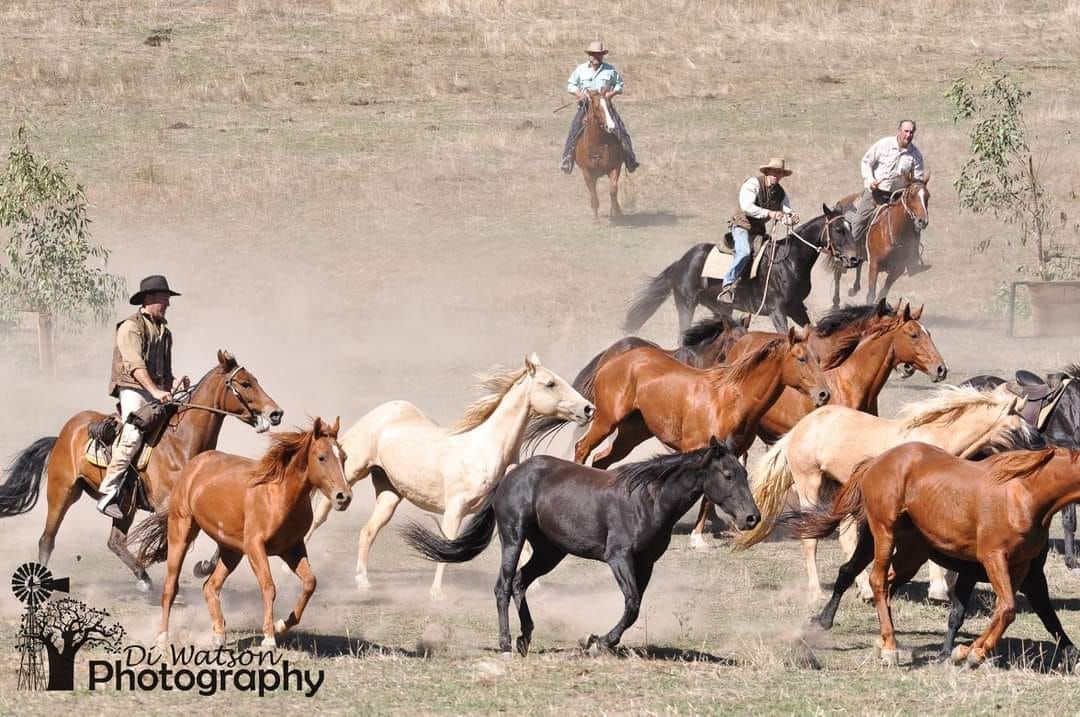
107, 311, 174, 397
731, 175, 787, 237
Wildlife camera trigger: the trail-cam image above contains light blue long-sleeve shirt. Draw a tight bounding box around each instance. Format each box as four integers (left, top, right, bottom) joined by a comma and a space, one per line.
566, 61, 624, 95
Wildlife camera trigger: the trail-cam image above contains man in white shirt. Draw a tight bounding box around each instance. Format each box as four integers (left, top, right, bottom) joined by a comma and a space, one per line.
559, 40, 639, 174
850, 120, 928, 273
718, 158, 799, 300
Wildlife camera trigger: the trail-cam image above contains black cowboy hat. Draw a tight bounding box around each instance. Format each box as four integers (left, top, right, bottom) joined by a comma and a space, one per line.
129, 275, 182, 305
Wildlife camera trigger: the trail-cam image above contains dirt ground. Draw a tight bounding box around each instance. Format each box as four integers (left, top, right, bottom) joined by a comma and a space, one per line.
2, 1, 1080, 714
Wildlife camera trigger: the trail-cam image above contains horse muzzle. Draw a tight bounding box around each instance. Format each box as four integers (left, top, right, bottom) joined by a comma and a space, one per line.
571, 403, 596, 426
332, 490, 352, 512
895, 363, 916, 379
932, 363, 948, 382
812, 388, 831, 407
915, 218, 929, 231
841, 255, 861, 270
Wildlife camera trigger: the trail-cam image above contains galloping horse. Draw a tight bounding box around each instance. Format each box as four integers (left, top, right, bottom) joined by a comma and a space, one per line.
403, 439, 759, 656
305, 354, 593, 600
735, 385, 1032, 605
786, 441, 1080, 668
624, 205, 860, 339
833, 174, 930, 305
132, 418, 350, 648
0, 350, 282, 590
575, 90, 625, 222
560, 328, 830, 469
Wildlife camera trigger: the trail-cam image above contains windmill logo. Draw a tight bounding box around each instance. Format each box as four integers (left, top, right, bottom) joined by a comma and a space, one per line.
12, 561, 125, 691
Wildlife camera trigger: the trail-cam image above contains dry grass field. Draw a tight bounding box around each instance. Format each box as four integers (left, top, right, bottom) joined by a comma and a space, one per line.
2, 0, 1080, 714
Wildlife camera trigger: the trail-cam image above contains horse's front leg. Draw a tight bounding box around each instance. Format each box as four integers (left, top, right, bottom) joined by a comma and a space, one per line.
583, 171, 600, 222
849, 261, 863, 297
607, 166, 622, 220
107, 513, 153, 592
278, 543, 317, 637
831, 267, 843, 307
865, 258, 880, 304
245, 537, 279, 647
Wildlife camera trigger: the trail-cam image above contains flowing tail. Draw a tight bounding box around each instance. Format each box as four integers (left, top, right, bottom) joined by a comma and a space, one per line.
732, 433, 793, 550
521, 349, 604, 455
0, 437, 56, 517
401, 496, 497, 564
623, 262, 677, 333
128, 510, 170, 565
777, 458, 871, 540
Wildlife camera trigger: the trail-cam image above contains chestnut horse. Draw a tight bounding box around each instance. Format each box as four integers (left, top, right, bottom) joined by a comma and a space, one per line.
833, 175, 930, 305
570, 328, 830, 468
575, 90, 624, 222
738, 385, 1032, 605
787, 442, 1080, 667
132, 418, 351, 648
0, 350, 282, 591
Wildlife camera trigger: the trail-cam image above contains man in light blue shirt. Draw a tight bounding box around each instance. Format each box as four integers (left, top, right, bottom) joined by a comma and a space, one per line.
560, 40, 639, 174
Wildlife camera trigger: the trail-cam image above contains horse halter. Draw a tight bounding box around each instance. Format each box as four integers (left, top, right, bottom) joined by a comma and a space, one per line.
894, 182, 928, 224
789, 214, 849, 259
173, 365, 261, 425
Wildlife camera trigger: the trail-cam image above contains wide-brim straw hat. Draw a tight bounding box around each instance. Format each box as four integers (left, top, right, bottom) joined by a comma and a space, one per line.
759, 157, 793, 176
585, 40, 609, 56
129, 274, 181, 305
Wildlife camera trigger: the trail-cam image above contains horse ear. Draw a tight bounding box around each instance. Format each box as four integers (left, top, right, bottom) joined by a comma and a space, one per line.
902, 303, 912, 321
313, 417, 325, 437
740, 313, 752, 329
709, 435, 722, 451
911, 304, 924, 320
822, 202, 833, 217
923, 169, 931, 185
724, 435, 738, 453
217, 349, 237, 369
331, 416, 340, 436
524, 353, 538, 376
875, 297, 888, 316
787, 326, 797, 344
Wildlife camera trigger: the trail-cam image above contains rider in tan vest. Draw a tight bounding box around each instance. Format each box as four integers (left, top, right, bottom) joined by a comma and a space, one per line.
97, 275, 187, 519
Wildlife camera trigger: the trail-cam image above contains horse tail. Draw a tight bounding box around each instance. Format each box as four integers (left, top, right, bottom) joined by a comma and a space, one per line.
623, 262, 677, 333
0, 437, 57, 517
778, 458, 871, 541
128, 510, 171, 565
732, 434, 793, 550
522, 347, 604, 455
401, 496, 497, 564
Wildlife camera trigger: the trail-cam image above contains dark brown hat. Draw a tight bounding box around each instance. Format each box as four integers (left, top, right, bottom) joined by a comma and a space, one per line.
129, 275, 181, 305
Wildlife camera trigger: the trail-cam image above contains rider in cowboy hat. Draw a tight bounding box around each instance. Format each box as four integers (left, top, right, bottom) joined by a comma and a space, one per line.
97, 275, 188, 519
559, 40, 639, 174
718, 158, 799, 301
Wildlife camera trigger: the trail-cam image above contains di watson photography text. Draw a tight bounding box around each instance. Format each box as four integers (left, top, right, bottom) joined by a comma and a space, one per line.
89, 644, 325, 697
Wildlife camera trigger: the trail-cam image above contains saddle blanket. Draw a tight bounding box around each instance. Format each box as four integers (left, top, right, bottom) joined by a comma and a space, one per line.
84, 438, 155, 472
702, 239, 771, 281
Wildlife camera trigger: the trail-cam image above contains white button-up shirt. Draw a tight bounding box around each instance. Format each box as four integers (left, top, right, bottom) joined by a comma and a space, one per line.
567, 62, 624, 94
739, 177, 792, 220
861, 136, 925, 192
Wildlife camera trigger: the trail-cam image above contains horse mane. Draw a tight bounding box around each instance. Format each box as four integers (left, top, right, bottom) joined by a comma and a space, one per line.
450, 365, 529, 434
250, 428, 313, 486
614, 445, 711, 494
709, 338, 785, 390
899, 385, 1013, 429
822, 311, 910, 368
681, 316, 739, 349
985, 447, 1060, 485
814, 302, 896, 338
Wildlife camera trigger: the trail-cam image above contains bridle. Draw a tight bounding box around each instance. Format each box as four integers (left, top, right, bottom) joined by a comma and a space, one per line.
787, 214, 852, 261
171, 365, 261, 426
890, 182, 929, 225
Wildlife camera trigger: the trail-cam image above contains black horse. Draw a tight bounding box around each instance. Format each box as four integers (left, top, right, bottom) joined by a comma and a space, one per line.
963, 366, 1080, 567
403, 438, 759, 656
623, 206, 860, 340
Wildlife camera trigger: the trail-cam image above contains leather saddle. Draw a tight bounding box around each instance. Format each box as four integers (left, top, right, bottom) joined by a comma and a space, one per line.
1004, 370, 1071, 430
719, 231, 767, 256
84, 414, 159, 515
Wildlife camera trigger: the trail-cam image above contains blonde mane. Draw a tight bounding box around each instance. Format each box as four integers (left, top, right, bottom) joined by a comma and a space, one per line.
450, 365, 529, 434
250, 428, 313, 486
708, 338, 785, 391
899, 385, 1013, 429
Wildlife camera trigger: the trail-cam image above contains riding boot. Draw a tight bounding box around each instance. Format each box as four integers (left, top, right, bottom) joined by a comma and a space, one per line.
97, 422, 143, 520
717, 280, 738, 303
621, 135, 639, 173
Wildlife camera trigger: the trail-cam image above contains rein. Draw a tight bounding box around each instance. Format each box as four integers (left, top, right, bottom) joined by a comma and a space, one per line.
170, 365, 255, 424
749, 214, 848, 316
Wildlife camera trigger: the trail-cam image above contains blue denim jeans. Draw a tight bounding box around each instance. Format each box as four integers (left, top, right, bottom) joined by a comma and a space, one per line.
722, 226, 751, 286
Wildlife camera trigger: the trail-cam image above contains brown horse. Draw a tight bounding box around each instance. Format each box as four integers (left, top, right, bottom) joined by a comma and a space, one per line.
788, 442, 1080, 667
0, 350, 283, 591
573, 327, 830, 467
575, 90, 625, 222
833, 174, 930, 305
132, 418, 351, 648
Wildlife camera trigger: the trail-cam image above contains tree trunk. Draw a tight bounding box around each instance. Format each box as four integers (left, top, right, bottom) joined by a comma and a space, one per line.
36, 312, 55, 377
43, 642, 76, 691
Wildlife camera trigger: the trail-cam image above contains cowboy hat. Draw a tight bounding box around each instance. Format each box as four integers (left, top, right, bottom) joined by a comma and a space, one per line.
758, 157, 793, 177
585, 40, 609, 56
129, 275, 181, 305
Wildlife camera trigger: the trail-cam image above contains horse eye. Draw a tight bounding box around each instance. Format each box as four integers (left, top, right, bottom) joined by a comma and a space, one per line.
241, 381, 252, 389
318, 455, 326, 463
545, 380, 556, 388
798, 355, 807, 363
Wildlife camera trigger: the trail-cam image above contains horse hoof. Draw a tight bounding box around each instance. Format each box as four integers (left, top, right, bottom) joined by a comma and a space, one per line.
429, 588, 446, 602
136, 578, 153, 593
950, 645, 970, 665
515, 636, 530, 657
500, 650, 513, 661
274, 619, 288, 636
879, 649, 900, 667
689, 534, 708, 550
210, 632, 226, 648
928, 585, 950, 603
966, 647, 988, 668
261, 635, 277, 649
154, 632, 169, 648
355, 574, 371, 590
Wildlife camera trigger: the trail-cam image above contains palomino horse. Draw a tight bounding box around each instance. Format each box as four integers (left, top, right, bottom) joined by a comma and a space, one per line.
403, 438, 759, 656
568, 328, 830, 468
0, 350, 282, 590
734, 385, 1031, 604
132, 418, 350, 647
833, 174, 930, 305
687, 301, 946, 549
575, 90, 624, 222
787, 441, 1080, 668
305, 354, 593, 600
624, 206, 860, 339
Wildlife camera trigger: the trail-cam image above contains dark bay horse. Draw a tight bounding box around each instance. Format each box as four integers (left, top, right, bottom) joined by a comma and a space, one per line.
833, 175, 930, 305
571, 328, 830, 468
403, 438, 759, 655
963, 366, 1080, 568
575, 90, 624, 222
787, 440, 1080, 667
0, 350, 282, 590
624, 205, 860, 339
132, 418, 351, 647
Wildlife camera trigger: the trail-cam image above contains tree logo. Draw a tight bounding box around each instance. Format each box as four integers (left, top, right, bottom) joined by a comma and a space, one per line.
12, 561, 125, 691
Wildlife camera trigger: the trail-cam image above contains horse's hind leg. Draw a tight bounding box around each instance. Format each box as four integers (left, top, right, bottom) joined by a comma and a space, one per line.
815, 520, 874, 630
203, 547, 242, 646
495, 515, 529, 655
878, 266, 904, 305
38, 466, 82, 567
588, 550, 640, 651
355, 468, 403, 589
511, 534, 566, 657
607, 167, 622, 220
591, 413, 652, 470
583, 172, 600, 222
277, 543, 316, 638
690, 499, 713, 550
865, 259, 881, 304
1062, 503, 1077, 569
107, 512, 154, 592
158, 513, 201, 644
939, 572, 976, 662
430, 499, 468, 601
